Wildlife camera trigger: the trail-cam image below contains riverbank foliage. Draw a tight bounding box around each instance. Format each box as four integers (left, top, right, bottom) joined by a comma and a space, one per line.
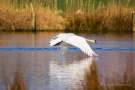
0, 0, 134, 31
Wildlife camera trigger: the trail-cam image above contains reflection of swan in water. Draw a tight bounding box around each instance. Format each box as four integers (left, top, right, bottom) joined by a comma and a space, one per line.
49, 57, 97, 89
49, 33, 98, 56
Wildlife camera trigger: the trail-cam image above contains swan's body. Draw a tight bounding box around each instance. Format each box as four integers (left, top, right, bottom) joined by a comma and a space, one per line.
49, 33, 98, 56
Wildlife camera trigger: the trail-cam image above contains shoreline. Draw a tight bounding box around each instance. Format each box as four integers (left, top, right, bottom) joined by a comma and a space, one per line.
0, 0, 134, 32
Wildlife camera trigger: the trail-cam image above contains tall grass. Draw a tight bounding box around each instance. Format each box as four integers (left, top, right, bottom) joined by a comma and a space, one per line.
0, 0, 134, 31
6, 72, 27, 90
65, 1, 134, 31
77, 59, 102, 90
0, 0, 65, 31
78, 60, 135, 90
4, 60, 135, 90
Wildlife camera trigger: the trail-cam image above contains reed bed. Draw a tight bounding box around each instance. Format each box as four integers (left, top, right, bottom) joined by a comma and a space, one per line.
35, 6, 65, 31
0, 5, 32, 31
0, 0, 134, 31
65, 1, 134, 31
0, 0, 65, 31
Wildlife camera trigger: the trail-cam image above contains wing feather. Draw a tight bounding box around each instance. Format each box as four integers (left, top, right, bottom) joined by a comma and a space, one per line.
63, 35, 98, 56
50, 33, 76, 46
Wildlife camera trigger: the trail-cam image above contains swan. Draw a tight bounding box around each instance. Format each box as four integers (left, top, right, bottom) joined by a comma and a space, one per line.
49, 33, 98, 56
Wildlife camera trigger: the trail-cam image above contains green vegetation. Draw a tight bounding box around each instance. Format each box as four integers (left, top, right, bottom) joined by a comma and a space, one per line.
0, 0, 134, 31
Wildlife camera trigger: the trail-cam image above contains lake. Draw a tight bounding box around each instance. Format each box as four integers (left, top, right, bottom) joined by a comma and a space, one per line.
0, 31, 135, 90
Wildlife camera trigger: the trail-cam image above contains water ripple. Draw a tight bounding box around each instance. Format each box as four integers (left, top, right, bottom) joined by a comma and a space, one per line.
93, 48, 135, 52
0, 47, 134, 52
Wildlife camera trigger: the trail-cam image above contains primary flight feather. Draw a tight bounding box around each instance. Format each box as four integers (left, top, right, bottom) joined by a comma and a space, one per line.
49, 33, 98, 56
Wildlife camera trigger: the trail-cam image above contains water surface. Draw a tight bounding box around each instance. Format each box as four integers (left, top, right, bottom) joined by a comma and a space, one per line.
0, 32, 135, 90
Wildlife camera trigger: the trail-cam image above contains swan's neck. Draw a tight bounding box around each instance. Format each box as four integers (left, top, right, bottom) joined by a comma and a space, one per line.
85, 38, 97, 43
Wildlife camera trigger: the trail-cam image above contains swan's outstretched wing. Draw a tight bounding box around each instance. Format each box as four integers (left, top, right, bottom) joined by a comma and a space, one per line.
49, 33, 98, 56
49, 33, 75, 46
63, 35, 98, 56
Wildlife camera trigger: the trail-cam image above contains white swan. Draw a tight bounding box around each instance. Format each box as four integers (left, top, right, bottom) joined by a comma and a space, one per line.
49, 33, 98, 56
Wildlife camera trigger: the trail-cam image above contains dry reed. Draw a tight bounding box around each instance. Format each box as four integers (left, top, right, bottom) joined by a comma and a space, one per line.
65, 2, 134, 31
0, 0, 65, 31
35, 5, 65, 31
77, 59, 103, 90
77, 60, 135, 90
0, 0, 134, 31
6, 72, 27, 90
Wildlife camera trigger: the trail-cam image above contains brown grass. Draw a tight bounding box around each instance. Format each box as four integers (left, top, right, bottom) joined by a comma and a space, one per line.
35, 6, 65, 31
0, 2, 65, 31
77, 60, 135, 90
0, 4, 33, 31
0, 0, 134, 31
6, 72, 27, 90
77, 59, 103, 90
65, 4, 133, 31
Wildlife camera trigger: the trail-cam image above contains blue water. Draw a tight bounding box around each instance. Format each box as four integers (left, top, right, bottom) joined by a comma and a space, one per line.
0, 32, 134, 90
0, 47, 134, 52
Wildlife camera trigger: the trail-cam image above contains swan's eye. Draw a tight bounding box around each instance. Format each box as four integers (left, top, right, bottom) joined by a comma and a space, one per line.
53, 37, 58, 40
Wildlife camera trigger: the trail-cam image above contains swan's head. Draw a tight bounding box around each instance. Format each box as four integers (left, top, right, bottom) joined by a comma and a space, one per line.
49, 36, 62, 46
49, 33, 67, 47
49, 38, 56, 46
